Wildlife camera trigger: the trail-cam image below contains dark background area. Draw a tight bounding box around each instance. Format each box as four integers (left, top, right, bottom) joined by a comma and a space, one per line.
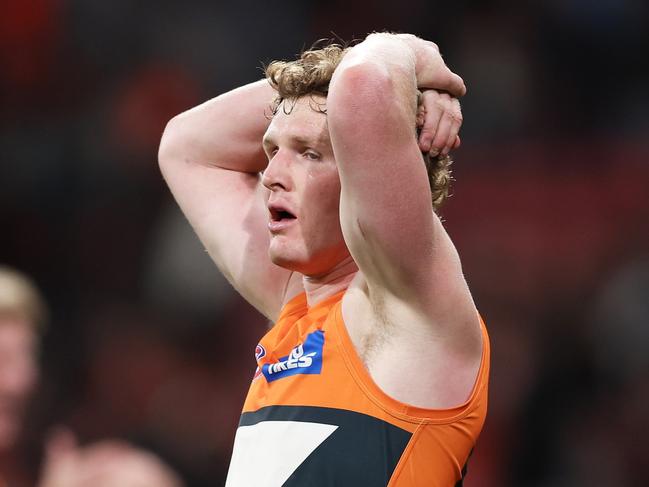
1, 0, 648, 485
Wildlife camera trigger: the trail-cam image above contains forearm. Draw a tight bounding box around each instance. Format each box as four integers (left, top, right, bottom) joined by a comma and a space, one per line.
337, 33, 466, 96
328, 34, 464, 295
159, 79, 275, 174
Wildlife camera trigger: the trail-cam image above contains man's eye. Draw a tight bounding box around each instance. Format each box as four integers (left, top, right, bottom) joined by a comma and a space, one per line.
304, 150, 320, 160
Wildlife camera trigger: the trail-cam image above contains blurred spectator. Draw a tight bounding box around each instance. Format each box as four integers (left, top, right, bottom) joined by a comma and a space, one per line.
0, 266, 185, 486
0, 265, 46, 486
38, 429, 183, 487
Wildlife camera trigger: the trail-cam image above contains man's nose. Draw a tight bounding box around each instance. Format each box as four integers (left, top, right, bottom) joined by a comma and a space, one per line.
261, 151, 291, 191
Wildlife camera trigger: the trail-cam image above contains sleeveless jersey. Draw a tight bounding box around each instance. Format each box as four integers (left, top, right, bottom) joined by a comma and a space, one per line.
225, 290, 490, 486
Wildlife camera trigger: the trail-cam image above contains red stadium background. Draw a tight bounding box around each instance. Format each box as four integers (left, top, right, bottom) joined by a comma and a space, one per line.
1, 0, 648, 485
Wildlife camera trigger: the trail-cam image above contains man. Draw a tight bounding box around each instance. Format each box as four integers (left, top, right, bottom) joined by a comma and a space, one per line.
0, 266, 44, 487
159, 33, 489, 486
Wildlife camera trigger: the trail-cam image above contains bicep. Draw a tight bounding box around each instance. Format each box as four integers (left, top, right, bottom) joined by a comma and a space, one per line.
159, 157, 293, 320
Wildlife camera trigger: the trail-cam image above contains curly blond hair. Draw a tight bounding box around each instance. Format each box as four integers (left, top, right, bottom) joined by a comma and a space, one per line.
265, 43, 452, 212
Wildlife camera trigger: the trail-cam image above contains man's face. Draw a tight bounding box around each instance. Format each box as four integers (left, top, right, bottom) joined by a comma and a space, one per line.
261, 96, 349, 276
0, 318, 38, 451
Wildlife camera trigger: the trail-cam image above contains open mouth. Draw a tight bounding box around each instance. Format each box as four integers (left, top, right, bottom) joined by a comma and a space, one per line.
269, 207, 297, 222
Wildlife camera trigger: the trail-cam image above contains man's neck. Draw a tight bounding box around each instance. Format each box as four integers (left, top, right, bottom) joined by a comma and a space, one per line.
302, 255, 358, 307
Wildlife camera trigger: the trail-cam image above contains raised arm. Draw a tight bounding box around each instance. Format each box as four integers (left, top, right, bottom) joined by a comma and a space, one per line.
328, 34, 480, 345
158, 80, 297, 320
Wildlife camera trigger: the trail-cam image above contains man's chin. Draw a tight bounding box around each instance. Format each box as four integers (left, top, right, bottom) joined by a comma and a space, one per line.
269, 250, 301, 271
269, 249, 321, 275
269, 253, 336, 277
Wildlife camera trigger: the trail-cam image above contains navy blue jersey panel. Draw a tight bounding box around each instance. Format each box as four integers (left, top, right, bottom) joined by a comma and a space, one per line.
239, 405, 412, 487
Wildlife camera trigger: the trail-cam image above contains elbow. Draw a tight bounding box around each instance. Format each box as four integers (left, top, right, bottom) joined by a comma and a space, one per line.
334, 59, 393, 90
327, 62, 396, 125
328, 61, 407, 130
330, 61, 392, 107
157, 115, 183, 169
328, 33, 416, 125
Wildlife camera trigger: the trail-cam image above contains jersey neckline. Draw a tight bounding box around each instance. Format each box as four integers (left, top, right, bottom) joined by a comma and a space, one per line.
279, 289, 347, 321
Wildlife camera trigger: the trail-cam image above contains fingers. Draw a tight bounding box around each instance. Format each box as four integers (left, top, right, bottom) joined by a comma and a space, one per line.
417, 91, 463, 156
420, 39, 466, 97
414, 56, 466, 98
442, 98, 462, 155
415, 97, 426, 130
432, 68, 467, 98
418, 93, 443, 154
393, 34, 467, 97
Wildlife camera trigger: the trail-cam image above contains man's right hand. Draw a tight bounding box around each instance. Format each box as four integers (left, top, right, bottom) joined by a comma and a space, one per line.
376, 33, 466, 97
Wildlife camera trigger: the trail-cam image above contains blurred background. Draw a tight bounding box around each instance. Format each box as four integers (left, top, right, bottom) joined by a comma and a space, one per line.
1, 0, 648, 485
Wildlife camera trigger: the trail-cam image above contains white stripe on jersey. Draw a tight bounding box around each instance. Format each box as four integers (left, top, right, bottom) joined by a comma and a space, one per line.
225, 420, 338, 487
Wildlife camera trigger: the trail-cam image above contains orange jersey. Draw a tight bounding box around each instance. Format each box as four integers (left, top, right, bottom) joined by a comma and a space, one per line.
226, 291, 490, 486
